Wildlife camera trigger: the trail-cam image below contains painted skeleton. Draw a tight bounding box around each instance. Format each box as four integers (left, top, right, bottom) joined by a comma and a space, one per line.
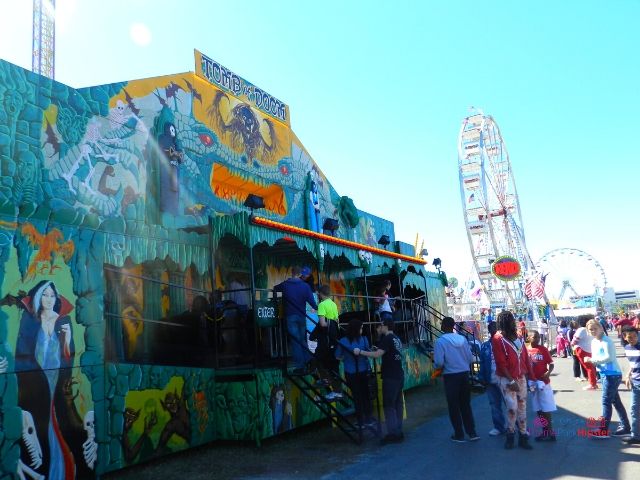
82, 410, 97, 470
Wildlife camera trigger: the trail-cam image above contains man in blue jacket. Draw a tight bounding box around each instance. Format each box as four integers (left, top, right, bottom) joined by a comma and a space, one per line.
434, 317, 478, 442
479, 321, 506, 436
274, 266, 318, 374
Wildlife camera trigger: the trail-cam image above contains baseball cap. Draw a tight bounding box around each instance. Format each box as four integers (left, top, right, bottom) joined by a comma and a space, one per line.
300, 266, 312, 277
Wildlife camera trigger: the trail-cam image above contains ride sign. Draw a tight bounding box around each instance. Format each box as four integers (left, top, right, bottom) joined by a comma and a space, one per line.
491, 255, 522, 281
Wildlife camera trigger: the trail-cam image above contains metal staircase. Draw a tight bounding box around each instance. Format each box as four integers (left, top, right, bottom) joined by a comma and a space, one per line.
278, 297, 380, 444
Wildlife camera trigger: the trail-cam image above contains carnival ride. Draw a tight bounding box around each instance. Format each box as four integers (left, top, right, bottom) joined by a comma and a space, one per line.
457, 108, 533, 310
536, 248, 607, 306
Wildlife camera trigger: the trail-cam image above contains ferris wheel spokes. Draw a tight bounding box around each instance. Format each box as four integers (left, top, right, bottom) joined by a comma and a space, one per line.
458, 109, 534, 309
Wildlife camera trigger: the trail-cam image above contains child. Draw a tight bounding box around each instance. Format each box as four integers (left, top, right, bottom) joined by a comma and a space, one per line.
527, 330, 557, 441
621, 326, 640, 444
310, 285, 343, 401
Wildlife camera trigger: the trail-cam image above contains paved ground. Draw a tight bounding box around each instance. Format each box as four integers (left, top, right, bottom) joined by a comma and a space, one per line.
324, 340, 640, 480
107, 339, 639, 480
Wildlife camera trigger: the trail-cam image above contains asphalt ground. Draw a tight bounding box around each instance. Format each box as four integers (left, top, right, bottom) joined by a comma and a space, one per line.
106, 337, 639, 479
324, 338, 640, 480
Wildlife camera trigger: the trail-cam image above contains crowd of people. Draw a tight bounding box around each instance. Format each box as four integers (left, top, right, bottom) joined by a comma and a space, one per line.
436, 309, 640, 448
275, 265, 640, 449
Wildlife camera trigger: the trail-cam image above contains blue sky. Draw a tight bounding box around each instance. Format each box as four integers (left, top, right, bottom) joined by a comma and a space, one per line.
1, 0, 638, 291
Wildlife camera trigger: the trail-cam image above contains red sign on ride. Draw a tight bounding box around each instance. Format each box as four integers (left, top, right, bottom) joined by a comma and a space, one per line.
491, 256, 521, 281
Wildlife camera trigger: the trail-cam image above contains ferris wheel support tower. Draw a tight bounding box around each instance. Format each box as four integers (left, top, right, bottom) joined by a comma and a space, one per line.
32, 0, 55, 79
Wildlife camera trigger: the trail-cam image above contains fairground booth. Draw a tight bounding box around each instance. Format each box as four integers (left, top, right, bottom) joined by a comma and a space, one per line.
0, 51, 454, 479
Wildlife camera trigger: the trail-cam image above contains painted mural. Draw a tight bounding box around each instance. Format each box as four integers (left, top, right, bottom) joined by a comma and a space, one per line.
0, 51, 440, 478
0, 236, 96, 479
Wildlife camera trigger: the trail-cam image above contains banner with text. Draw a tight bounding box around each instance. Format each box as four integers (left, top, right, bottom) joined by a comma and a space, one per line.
195, 49, 290, 126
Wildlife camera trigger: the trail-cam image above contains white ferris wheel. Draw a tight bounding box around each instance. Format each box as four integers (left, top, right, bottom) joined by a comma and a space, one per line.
457, 109, 533, 309
535, 248, 607, 304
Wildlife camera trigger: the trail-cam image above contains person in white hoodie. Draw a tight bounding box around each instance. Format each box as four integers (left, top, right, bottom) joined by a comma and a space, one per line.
434, 316, 479, 442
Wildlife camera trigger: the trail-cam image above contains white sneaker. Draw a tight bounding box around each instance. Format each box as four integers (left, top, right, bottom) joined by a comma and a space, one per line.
574, 378, 582, 382
489, 428, 502, 436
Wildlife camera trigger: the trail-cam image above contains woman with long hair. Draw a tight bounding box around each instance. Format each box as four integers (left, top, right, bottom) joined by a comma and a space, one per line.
12, 280, 79, 478
492, 310, 535, 450
584, 320, 631, 438
270, 384, 293, 434
336, 319, 374, 428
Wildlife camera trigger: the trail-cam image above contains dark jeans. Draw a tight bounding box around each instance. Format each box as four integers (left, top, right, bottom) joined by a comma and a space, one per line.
382, 376, 404, 436
346, 371, 373, 425
573, 354, 587, 378
486, 383, 506, 433
443, 371, 477, 438
601, 375, 630, 431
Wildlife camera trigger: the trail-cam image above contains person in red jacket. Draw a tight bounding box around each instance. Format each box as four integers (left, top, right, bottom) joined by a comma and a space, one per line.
492, 310, 535, 450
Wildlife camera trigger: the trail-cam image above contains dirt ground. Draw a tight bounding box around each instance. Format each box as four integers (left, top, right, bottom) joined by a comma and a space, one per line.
106, 380, 453, 480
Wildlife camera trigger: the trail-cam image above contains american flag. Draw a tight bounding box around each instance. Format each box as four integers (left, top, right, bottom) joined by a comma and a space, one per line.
525, 272, 547, 300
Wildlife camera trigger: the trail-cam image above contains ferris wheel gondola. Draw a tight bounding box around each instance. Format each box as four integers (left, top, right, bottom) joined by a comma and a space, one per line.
457, 109, 533, 309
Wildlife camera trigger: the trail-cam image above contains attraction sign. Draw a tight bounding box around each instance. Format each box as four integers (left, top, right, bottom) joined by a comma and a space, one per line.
491, 255, 522, 281
195, 49, 290, 125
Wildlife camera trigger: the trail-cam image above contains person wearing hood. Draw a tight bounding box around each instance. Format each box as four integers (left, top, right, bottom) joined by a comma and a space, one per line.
434, 316, 479, 442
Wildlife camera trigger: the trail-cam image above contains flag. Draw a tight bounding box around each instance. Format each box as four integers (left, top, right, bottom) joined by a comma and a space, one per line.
525, 272, 546, 300
471, 286, 482, 300
468, 193, 475, 204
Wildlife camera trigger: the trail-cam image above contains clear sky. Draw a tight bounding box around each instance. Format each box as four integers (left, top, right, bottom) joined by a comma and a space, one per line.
1, 0, 638, 292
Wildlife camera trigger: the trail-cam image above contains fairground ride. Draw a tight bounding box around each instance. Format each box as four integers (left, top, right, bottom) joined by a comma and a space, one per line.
457, 108, 534, 311
536, 248, 607, 307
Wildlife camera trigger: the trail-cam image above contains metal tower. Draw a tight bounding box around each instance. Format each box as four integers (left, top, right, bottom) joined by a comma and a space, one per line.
32, 0, 55, 79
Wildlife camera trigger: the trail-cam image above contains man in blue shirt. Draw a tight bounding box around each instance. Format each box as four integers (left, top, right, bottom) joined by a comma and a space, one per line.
274, 266, 318, 374
434, 316, 478, 443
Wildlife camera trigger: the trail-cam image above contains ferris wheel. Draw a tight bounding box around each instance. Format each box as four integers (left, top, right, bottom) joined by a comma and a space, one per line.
457, 109, 533, 308
535, 248, 607, 303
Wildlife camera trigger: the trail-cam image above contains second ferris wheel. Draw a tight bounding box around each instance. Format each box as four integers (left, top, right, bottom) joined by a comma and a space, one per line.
457, 109, 532, 309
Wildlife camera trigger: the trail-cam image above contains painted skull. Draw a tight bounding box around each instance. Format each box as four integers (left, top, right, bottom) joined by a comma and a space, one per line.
83, 410, 95, 439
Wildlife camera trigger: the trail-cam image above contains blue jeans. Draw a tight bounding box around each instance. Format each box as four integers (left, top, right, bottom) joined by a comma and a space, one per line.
286, 314, 309, 368
486, 383, 506, 433
631, 382, 640, 439
601, 375, 630, 431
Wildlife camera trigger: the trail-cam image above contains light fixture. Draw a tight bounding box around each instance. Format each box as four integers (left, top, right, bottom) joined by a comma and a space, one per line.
244, 194, 265, 215
377, 235, 390, 249
322, 218, 339, 236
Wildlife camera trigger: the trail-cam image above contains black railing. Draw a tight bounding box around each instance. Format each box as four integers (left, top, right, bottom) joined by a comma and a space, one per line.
277, 292, 385, 444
